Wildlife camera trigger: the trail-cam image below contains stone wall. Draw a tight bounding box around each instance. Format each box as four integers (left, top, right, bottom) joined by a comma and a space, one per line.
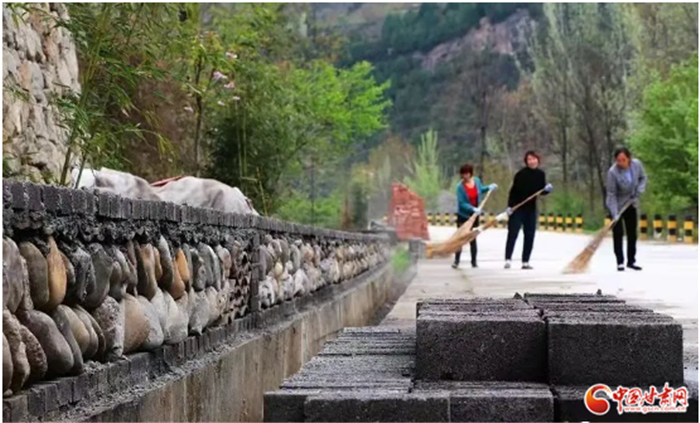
2, 181, 391, 421
3, 4, 80, 183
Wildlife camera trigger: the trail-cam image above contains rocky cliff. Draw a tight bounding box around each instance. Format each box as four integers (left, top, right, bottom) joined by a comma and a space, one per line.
3, 4, 80, 183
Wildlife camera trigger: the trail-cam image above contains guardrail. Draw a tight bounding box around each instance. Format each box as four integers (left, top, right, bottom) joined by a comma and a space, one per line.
420, 212, 697, 244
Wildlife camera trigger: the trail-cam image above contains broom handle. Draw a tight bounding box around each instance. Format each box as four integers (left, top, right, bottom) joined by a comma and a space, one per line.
508, 188, 547, 214
609, 200, 634, 227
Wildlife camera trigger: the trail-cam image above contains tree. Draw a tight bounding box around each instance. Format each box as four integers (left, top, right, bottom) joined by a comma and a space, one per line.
631, 55, 698, 212
404, 129, 444, 210
207, 59, 390, 214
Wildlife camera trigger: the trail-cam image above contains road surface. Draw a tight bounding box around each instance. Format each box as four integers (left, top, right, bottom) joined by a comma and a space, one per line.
382, 226, 698, 363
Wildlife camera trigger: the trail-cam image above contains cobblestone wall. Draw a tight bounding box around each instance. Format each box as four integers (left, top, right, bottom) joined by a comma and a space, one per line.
2, 181, 390, 420
3, 4, 80, 182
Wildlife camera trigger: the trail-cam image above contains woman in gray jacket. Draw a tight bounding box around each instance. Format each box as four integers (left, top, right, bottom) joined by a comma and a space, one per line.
605, 147, 647, 271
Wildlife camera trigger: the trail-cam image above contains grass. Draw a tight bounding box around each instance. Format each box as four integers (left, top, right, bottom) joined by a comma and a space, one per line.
391, 245, 412, 274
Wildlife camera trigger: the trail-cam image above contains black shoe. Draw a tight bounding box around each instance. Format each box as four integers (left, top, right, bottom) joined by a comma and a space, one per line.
451, 262, 459, 269
617, 264, 625, 271
627, 264, 642, 271
471, 262, 478, 268
522, 263, 533, 270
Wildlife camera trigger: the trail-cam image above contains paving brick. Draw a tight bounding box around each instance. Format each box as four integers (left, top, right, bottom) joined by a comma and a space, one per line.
416, 313, 546, 382
524, 293, 625, 303
304, 391, 450, 422
548, 316, 684, 386
533, 302, 653, 313
264, 389, 325, 422
443, 383, 554, 422
3, 395, 28, 423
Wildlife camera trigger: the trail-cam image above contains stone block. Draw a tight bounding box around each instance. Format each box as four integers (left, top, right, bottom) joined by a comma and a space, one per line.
304, 391, 450, 422
548, 315, 684, 386
3, 395, 28, 423
416, 313, 546, 382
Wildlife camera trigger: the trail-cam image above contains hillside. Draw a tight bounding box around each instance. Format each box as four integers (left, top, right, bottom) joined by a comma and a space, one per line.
314, 3, 541, 174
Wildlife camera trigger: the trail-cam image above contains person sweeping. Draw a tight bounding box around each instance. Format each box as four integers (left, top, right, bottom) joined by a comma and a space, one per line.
452, 163, 497, 269
504, 151, 552, 270
606, 147, 647, 271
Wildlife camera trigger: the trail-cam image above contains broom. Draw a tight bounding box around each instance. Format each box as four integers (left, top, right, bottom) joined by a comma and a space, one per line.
426, 188, 546, 258
425, 189, 493, 258
562, 200, 633, 274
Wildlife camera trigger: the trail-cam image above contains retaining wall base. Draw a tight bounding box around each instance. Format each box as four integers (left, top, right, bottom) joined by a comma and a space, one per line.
47, 264, 396, 422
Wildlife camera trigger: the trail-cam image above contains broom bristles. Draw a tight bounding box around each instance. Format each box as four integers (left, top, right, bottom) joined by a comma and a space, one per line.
562, 215, 622, 274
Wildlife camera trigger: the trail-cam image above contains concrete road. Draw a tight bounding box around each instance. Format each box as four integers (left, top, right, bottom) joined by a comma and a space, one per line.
382, 225, 698, 362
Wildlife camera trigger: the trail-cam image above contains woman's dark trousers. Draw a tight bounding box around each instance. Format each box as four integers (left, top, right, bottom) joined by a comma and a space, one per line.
505, 209, 538, 262
454, 215, 479, 266
612, 206, 638, 266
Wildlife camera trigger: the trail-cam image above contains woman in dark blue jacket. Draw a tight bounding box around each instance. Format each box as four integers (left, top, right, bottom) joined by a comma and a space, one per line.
453, 163, 497, 269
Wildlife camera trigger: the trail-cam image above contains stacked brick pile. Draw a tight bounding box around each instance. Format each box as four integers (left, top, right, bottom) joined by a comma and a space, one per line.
264, 293, 697, 422
388, 183, 429, 241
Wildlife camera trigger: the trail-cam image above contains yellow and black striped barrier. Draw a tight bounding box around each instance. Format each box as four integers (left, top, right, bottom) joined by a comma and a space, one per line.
684, 216, 694, 244
538, 214, 546, 230
653, 214, 663, 239
565, 214, 573, 233
667, 215, 677, 243
575, 214, 583, 234
639, 214, 648, 240
555, 214, 563, 232
547, 213, 555, 231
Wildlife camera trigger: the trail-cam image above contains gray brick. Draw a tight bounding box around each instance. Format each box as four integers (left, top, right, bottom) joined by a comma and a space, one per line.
28, 382, 59, 415
446, 384, 554, 422
548, 315, 684, 386
72, 373, 90, 403
108, 359, 131, 391
127, 352, 152, 385
304, 392, 449, 422
264, 389, 324, 422
85, 191, 97, 215
97, 192, 111, 217
69, 189, 85, 215
416, 313, 546, 382
41, 184, 62, 212
3, 395, 28, 423
53, 377, 74, 407
109, 194, 121, 218
25, 182, 44, 211
8, 181, 26, 210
